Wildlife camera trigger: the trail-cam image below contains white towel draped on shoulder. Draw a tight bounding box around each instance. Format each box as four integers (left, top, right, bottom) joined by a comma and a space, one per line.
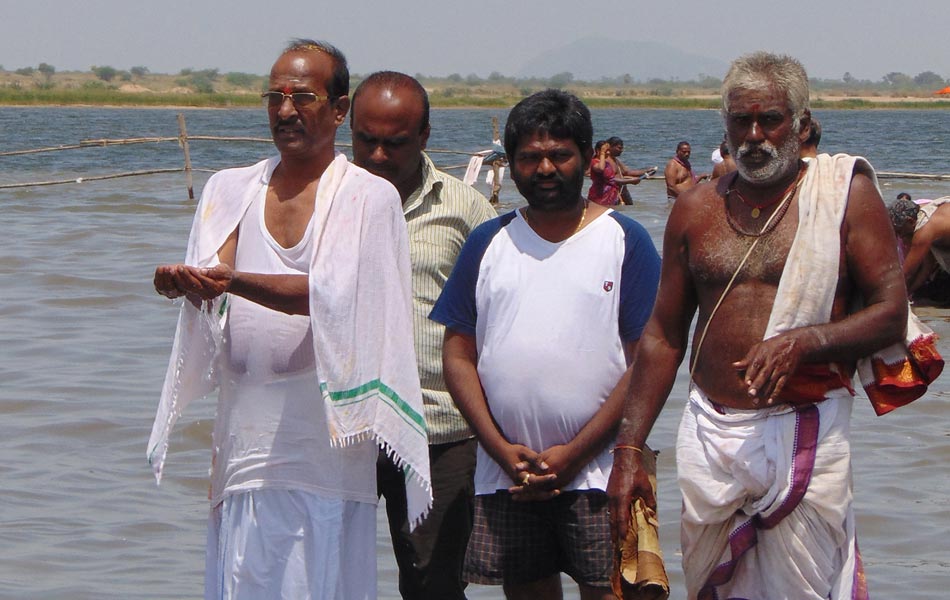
147, 154, 432, 527
767, 153, 942, 415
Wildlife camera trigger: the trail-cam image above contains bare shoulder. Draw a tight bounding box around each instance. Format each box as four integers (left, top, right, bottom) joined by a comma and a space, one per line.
916, 204, 950, 244
842, 171, 904, 286
847, 171, 883, 204
843, 171, 889, 228
667, 179, 721, 232
929, 203, 950, 226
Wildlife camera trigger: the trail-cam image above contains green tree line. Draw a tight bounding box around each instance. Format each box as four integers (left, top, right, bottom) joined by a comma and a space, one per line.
4, 62, 950, 94
3, 63, 950, 109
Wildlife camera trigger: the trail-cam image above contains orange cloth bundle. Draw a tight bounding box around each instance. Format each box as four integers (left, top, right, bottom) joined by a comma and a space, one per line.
861, 312, 944, 415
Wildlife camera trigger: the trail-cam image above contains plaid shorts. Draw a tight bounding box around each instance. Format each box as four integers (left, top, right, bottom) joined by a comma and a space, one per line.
462, 489, 612, 587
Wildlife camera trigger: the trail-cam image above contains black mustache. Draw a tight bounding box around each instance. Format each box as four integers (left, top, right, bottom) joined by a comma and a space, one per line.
530, 173, 565, 185
274, 118, 301, 130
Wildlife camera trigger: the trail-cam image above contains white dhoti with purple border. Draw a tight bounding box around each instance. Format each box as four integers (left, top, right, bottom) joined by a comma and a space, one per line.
677, 385, 867, 600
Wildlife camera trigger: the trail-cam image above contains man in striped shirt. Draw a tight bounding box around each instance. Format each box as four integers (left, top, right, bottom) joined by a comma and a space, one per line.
351, 71, 497, 600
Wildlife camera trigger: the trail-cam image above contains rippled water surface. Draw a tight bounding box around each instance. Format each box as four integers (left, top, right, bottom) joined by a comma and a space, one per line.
2, 107, 949, 599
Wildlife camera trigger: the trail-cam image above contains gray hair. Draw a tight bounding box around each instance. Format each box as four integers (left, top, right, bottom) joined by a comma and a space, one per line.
889, 198, 920, 231
721, 52, 809, 132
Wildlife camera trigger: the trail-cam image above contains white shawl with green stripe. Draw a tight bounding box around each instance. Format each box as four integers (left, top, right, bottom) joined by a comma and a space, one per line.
148, 153, 432, 527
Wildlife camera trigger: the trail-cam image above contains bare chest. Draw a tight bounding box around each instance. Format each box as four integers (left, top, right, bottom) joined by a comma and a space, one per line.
264, 182, 317, 248
689, 201, 799, 288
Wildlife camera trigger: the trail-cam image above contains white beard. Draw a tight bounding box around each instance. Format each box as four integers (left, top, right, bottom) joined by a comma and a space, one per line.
734, 133, 800, 185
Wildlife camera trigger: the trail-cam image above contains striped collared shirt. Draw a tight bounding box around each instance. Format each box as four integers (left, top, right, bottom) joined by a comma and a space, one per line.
405, 153, 497, 444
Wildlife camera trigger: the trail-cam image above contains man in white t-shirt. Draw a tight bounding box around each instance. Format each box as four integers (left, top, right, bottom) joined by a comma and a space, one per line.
430, 90, 661, 600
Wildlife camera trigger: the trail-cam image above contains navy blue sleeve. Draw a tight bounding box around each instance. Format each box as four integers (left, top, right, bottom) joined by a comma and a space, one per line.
610, 213, 661, 342
428, 211, 515, 337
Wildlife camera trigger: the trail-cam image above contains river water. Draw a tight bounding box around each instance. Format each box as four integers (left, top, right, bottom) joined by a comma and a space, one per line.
1, 107, 948, 599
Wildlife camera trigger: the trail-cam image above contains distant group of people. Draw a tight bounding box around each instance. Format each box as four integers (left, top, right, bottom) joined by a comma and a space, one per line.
586, 136, 716, 206
596, 112, 827, 205
148, 40, 940, 600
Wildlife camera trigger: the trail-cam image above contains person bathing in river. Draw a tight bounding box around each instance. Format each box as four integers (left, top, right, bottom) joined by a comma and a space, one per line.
664, 140, 709, 201
711, 141, 737, 179
606, 136, 657, 204
800, 115, 822, 159
588, 140, 647, 206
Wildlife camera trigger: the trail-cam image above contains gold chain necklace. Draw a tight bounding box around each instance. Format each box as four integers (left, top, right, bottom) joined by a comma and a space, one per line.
724, 174, 804, 238
523, 200, 588, 235
727, 163, 806, 219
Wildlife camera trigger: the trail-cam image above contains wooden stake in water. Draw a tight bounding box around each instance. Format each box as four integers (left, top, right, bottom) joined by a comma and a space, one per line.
177, 113, 195, 200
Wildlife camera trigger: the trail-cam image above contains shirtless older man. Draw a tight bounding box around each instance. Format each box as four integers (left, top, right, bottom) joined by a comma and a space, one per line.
607, 52, 909, 599
664, 141, 709, 201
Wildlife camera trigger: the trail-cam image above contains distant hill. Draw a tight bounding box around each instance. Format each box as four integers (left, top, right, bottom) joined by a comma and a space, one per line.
515, 37, 730, 82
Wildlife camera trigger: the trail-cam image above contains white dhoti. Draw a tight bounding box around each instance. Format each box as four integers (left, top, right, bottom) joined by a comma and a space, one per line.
677, 386, 867, 600
205, 489, 376, 600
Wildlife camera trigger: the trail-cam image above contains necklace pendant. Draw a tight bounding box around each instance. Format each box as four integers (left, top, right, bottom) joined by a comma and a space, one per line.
751, 207, 761, 219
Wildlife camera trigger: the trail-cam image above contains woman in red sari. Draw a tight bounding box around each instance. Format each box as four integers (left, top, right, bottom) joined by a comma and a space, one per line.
588, 140, 643, 206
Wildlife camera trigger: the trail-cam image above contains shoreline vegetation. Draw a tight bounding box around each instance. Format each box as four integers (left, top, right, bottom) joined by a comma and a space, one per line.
2, 67, 950, 110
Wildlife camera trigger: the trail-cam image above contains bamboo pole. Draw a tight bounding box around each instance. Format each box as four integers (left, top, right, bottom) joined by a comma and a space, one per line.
0, 168, 187, 189
0, 144, 87, 157
877, 171, 950, 181
0, 135, 271, 157
177, 113, 195, 200
188, 135, 272, 143
80, 136, 177, 146
0, 136, 478, 157
6, 114, 949, 192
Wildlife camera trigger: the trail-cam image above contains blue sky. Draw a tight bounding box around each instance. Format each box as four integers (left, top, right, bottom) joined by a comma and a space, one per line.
4, 0, 948, 81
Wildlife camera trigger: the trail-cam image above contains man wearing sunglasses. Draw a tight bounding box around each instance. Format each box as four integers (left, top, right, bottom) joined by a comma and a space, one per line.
150, 40, 430, 600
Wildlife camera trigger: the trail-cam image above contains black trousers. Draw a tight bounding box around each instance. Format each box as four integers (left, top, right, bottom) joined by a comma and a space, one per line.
377, 437, 477, 600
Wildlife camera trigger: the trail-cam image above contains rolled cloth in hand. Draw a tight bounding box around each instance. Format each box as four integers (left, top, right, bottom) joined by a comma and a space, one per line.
611, 446, 670, 600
